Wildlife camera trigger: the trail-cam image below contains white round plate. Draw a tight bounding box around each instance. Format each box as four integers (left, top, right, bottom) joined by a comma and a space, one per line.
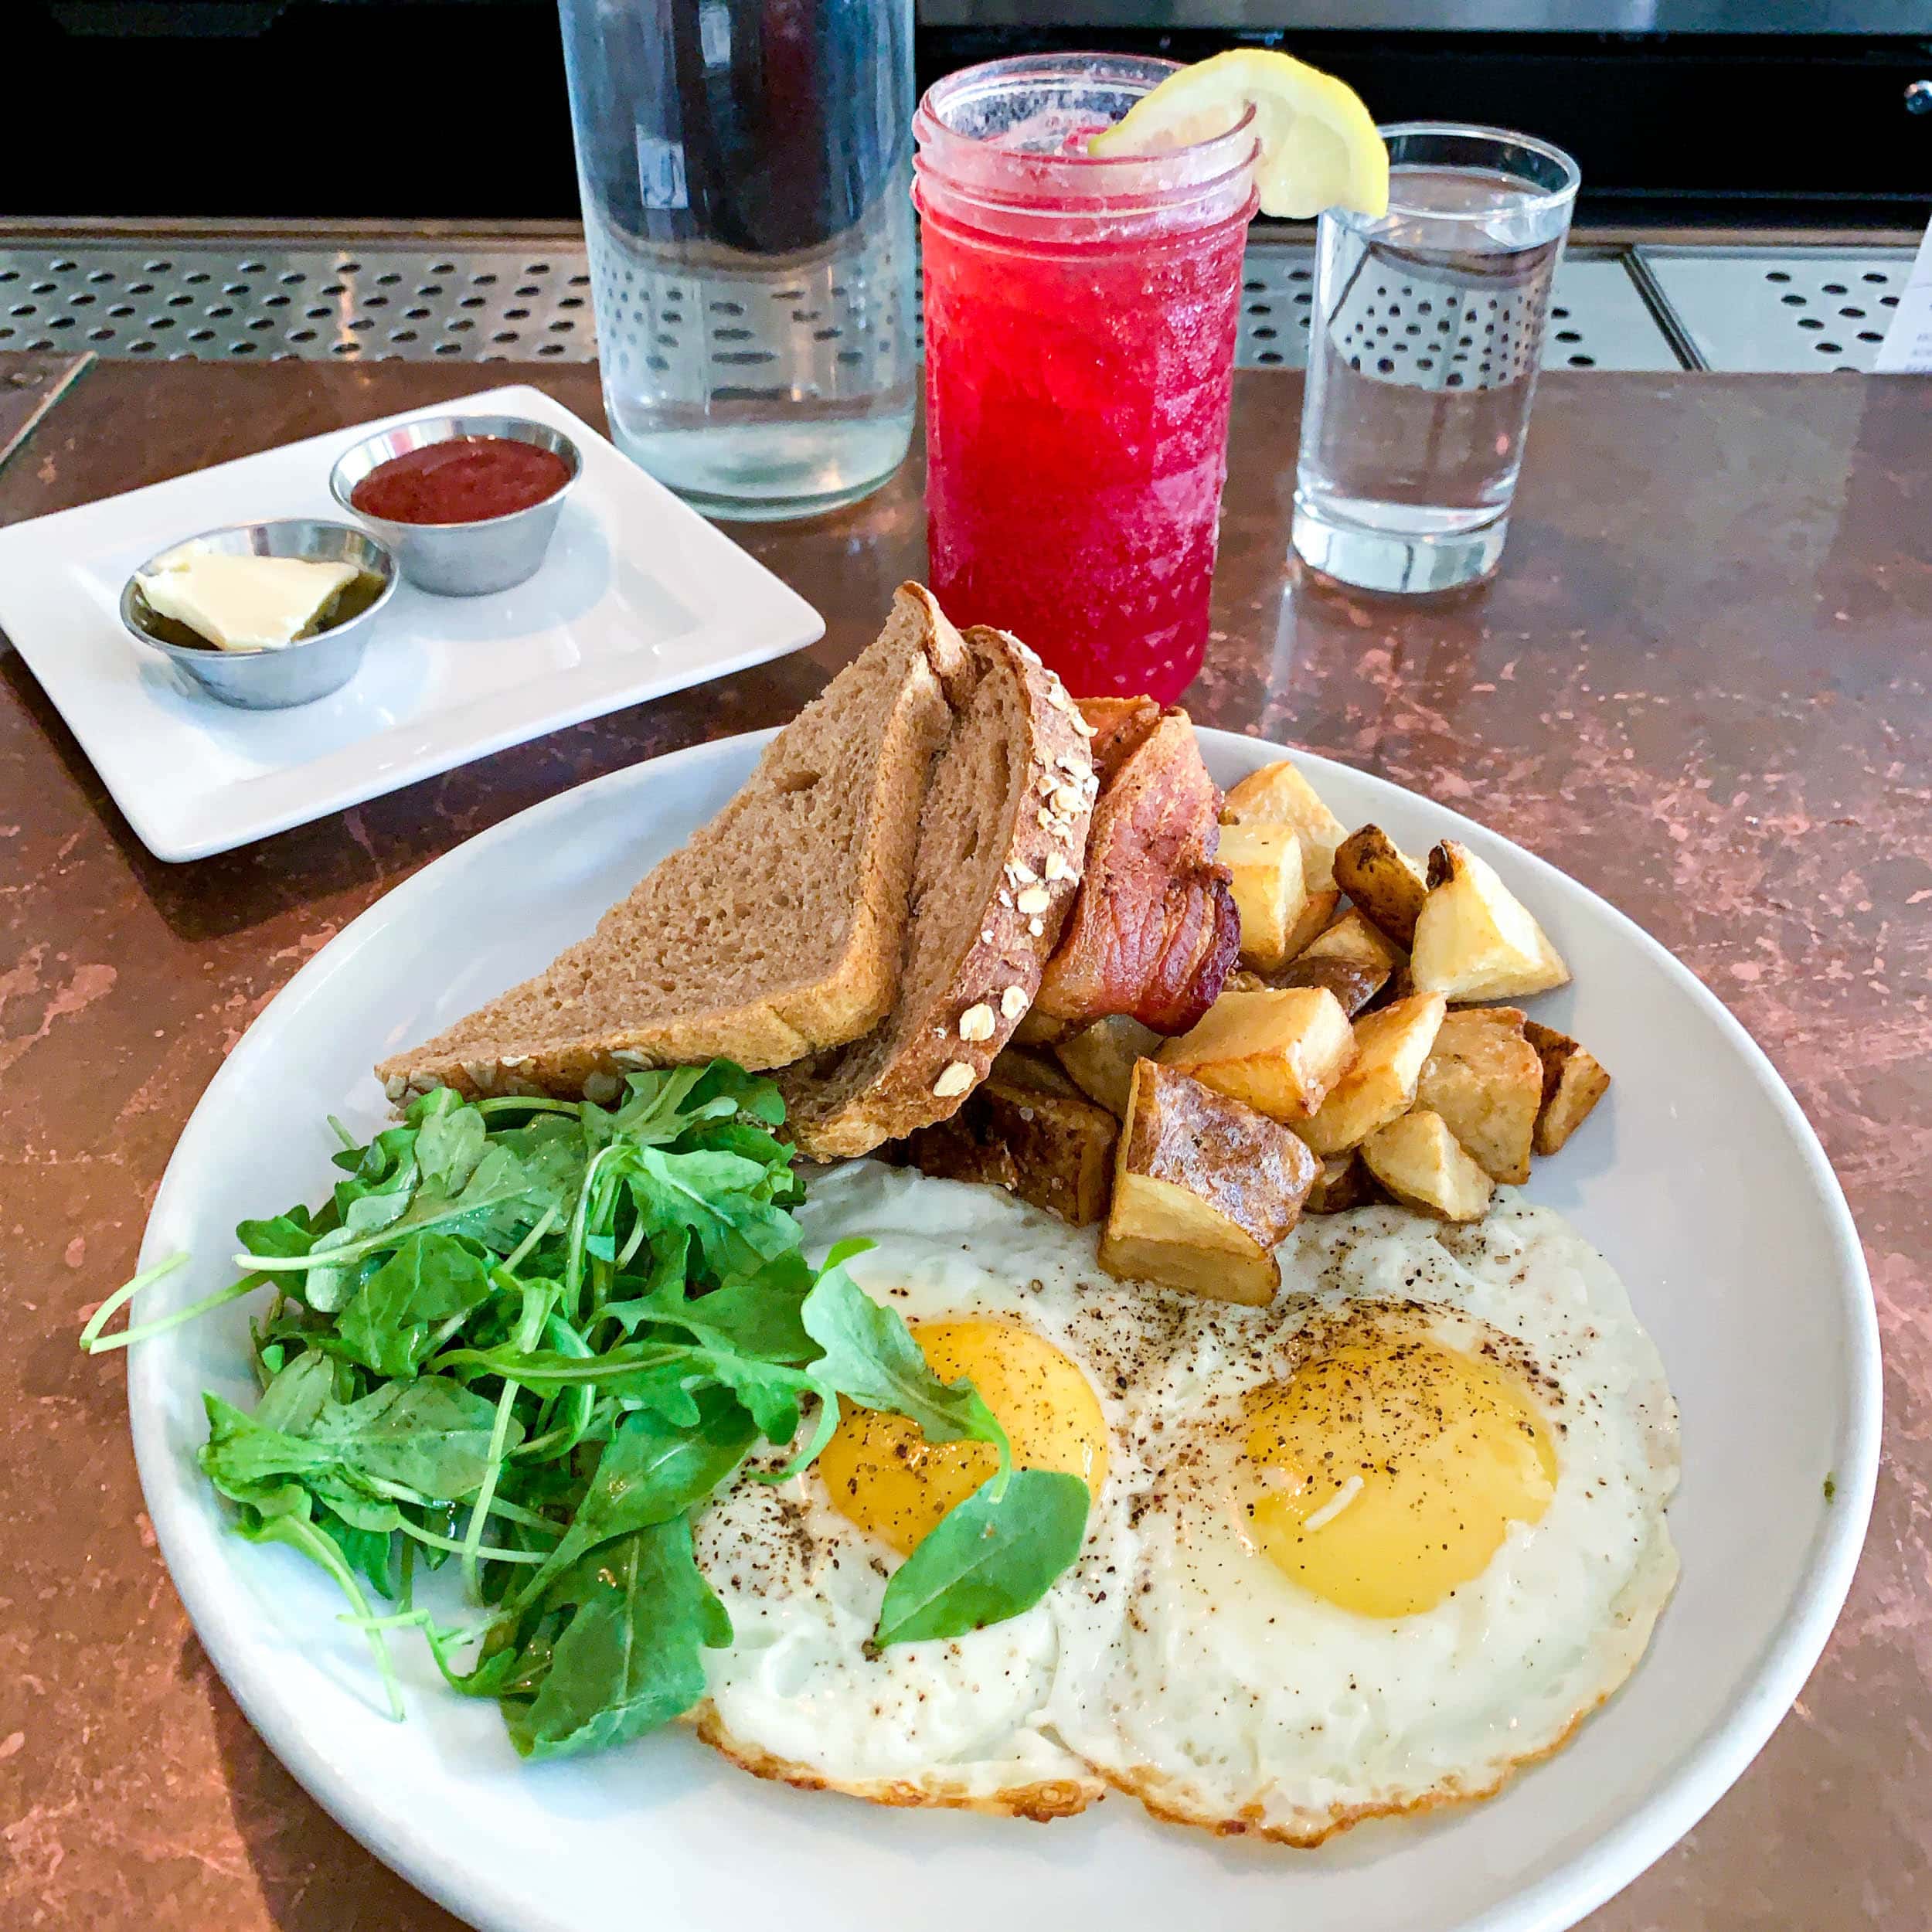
128, 728, 1879, 1932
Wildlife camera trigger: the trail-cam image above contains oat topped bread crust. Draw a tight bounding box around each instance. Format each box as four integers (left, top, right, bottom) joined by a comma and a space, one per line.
374, 583, 971, 1104
781, 625, 1097, 1159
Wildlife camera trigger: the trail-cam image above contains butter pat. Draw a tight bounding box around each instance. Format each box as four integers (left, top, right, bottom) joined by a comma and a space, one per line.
138, 546, 359, 651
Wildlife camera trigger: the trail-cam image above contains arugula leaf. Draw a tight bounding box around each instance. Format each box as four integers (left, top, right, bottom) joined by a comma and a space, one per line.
628, 1265, 817, 1364
306, 1477, 403, 1536
512, 1396, 755, 1609
600, 1357, 711, 1430
300, 1183, 418, 1314
443, 1328, 811, 1447
202, 1376, 509, 1514
597, 1229, 696, 1335
237, 1205, 321, 1261
393, 1144, 560, 1250
516, 1311, 597, 1467
505, 1518, 731, 1760
602, 1061, 784, 1145
440, 1336, 699, 1391
414, 1100, 488, 1194
254, 1350, 335, 1435
622, 1145, 802, 1284
682, 1117, 804, 1179
310, 1377, 511, 1501
440, 1616, 562, 1702
801, 1250, 1011, 1469
488, 1114, 590, 1208
682, 1060, 787, 1128
871, 1470, 1091, 1651
702, 1353, 815, 1445
226, 1484, 406, 1717
597, 1066, 726, 1141
200, 1395, 343, 1500
336, 1233, 493, 1379
318, 1506, 396, 1597
248, 1143, 559, 1296
332, 1121, 417, 1196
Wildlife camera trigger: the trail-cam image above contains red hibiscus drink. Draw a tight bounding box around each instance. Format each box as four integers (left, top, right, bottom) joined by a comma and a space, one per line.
914, 55, 1257, 704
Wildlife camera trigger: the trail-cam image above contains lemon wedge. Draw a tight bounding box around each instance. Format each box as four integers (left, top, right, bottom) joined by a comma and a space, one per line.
1088, 49, 1389, 221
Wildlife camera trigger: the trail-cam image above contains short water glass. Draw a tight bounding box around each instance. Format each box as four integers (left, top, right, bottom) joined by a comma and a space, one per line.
1292, 124, 1581, 594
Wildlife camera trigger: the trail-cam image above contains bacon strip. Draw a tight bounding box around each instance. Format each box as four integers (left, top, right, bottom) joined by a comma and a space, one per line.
1077, 696, 1163, 790
1027, 706, 1238, 1039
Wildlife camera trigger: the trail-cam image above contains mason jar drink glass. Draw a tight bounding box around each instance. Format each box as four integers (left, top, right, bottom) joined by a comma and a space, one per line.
914, 54, 1257, 702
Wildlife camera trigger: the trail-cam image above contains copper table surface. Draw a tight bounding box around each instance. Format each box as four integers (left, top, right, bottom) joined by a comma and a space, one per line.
0, 361, 1925, 1930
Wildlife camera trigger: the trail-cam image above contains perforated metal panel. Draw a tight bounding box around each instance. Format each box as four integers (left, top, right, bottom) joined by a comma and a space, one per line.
1637, 246, 1913, 372
1233, 247, 1682, 373
0, 244, 597, 364
15, 235, 1915, 376
0, 235, 1691, 372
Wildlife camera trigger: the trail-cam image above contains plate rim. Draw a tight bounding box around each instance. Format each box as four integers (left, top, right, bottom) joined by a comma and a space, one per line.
125, 724, 1882, 1932
0, 384, 825, 862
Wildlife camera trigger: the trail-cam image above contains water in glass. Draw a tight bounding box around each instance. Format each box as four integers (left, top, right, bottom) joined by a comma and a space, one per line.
560, 0, 918, 520
1294, 140, 1577, 593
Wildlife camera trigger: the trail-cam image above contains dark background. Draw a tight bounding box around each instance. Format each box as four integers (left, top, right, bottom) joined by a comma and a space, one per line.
12, 0, 1932, 226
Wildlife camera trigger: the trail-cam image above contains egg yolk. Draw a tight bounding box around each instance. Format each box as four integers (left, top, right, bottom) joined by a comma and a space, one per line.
1242, 1336, 1557, 1618
818, 1318, 1109, 1556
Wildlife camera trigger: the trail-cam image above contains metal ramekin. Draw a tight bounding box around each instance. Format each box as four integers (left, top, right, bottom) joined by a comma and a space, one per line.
328, 413, 580, 597
120, 519, 398, 711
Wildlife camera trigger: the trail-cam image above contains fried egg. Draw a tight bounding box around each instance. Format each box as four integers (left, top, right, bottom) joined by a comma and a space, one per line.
1058, 1200, 1680, 1842
693, 1166, 1679, 1845
692, 1160, 1158, 1817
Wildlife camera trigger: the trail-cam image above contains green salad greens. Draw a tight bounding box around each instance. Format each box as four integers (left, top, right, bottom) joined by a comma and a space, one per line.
83, 1063, 1090, 1760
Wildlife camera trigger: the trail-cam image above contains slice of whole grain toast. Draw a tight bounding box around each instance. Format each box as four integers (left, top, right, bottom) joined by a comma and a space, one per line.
374, 583, 972, 1104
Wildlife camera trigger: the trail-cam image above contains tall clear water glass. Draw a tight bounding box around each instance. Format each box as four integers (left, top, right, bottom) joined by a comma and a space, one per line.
558, 0, 918, 520
1292, 124, 1580, 594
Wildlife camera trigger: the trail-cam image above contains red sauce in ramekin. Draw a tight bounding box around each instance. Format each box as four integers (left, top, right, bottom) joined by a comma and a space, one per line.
350, 437, 570, 526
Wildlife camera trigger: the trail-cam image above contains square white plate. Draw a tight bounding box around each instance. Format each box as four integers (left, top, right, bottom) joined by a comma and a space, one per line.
0, 383, 824, 861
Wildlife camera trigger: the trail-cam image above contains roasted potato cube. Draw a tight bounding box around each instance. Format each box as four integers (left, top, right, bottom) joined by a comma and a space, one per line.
1052, 1014, 1164, 1118
1283, 912, 1406, 1012
1159, 987, 1356, 1121
1373, 963, 1417, 1009
1306, 1151, 1378, 1214
1410, 840, 1570, 1002
1274, 955, 1386, 1017
1224, 968, 1270, 994
1361, 1109, 1494, 1221
1295, 992, 1447, 1156
898, 1114, 1022, 1196
1217, 822, 1307, 971
1273, 910, 1397, 1015
1212, 823, 1341, 972
1099, 1061, 1317, 1304
1281, 886, 1342, 963
1333, 824, 1430, 947
1219, 760, 1347, 889
904, 1052, 1118, 1225
1299, 905, 1404, 975
979, 1053, 1120, 1225
1010, 1006, 1070, 1048
1522, 1019, 1612, 1155
1414, 1006, 1543, 1184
